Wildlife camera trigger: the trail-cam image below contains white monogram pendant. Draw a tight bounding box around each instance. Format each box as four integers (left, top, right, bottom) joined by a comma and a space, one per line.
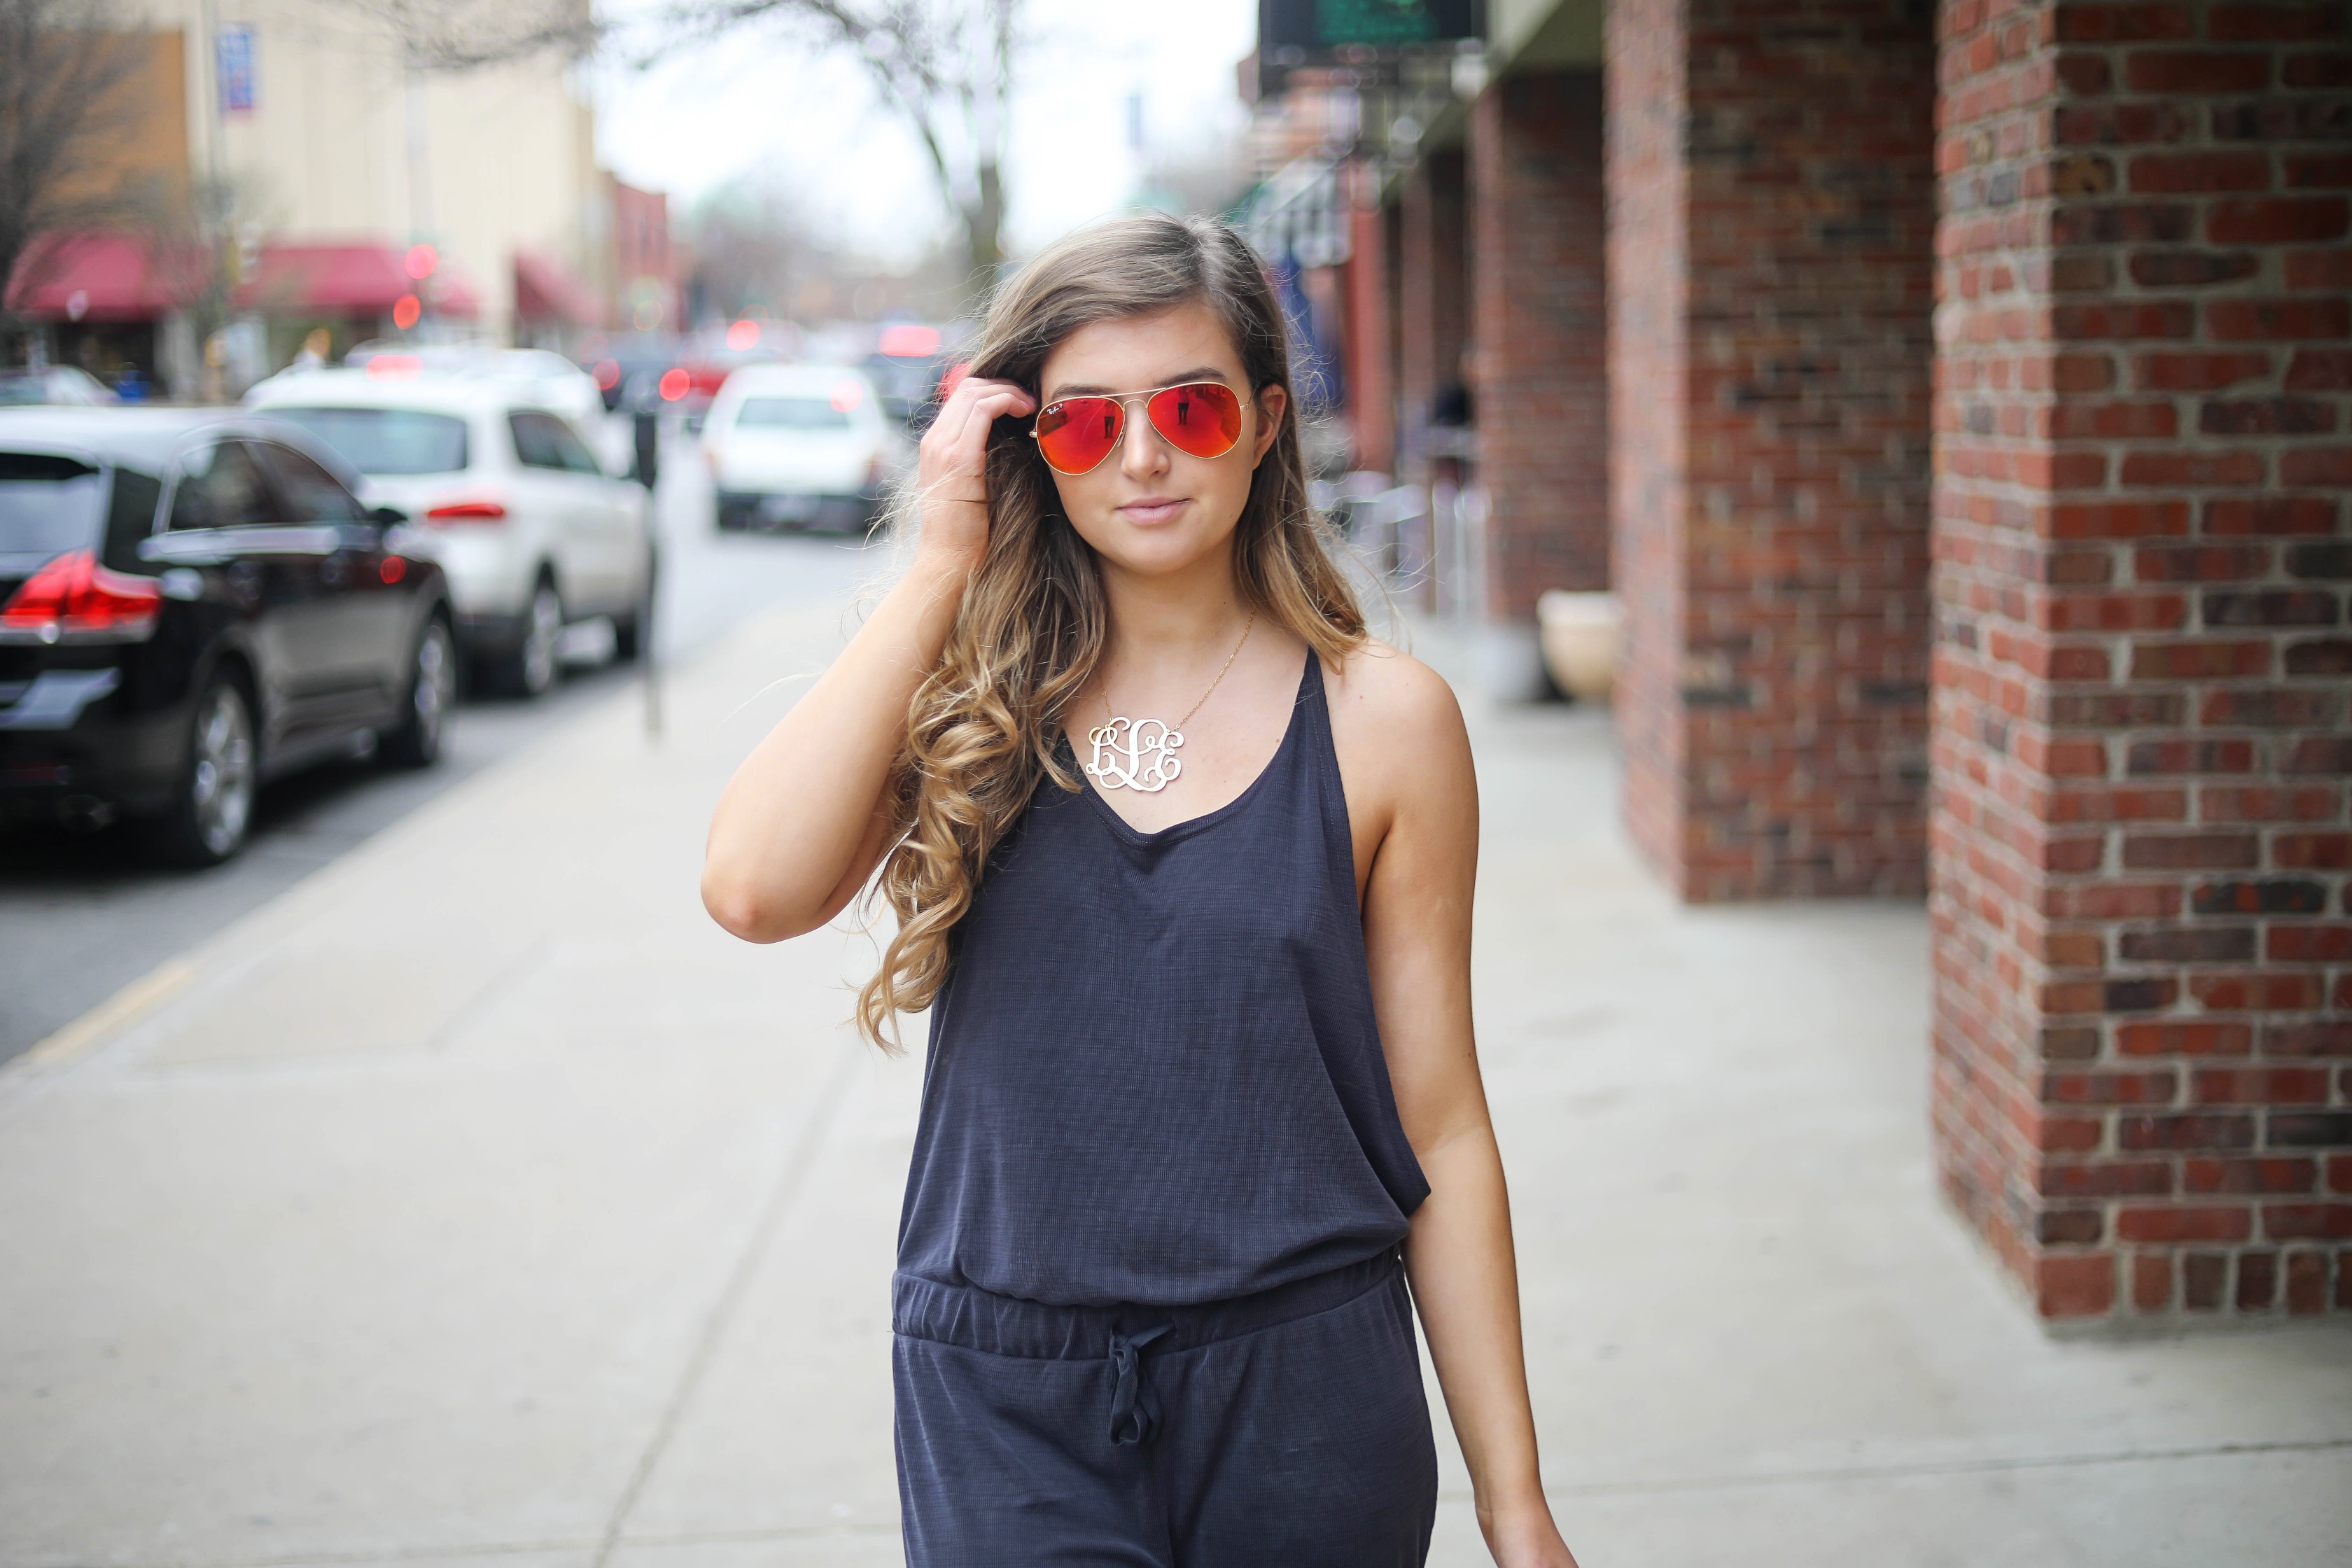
1085, 716, 1183, 793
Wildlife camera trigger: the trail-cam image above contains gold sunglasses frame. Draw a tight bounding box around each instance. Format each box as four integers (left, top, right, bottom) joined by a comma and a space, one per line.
1028, 381, 1254, 476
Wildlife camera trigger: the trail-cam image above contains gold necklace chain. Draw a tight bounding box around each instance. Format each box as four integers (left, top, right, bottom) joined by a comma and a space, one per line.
1083, 610, 1256, 794
1099, 608, 1256, 729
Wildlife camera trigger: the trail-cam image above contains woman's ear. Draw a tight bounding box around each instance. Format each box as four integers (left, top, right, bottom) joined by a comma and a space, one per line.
1251, 384, 1288, 468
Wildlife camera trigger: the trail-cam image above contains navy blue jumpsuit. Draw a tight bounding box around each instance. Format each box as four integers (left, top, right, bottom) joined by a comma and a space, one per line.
892, 647, 1439, 1566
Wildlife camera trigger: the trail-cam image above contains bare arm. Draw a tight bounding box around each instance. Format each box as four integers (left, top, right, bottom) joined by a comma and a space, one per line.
701, 376, 1035, 943
1354, 660, 1578, 1568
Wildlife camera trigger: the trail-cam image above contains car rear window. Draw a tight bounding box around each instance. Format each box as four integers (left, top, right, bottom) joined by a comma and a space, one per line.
265, 407, 470, 475
0, 451, 104, 559
734, 396, 852, 431
509, 411, 603, 475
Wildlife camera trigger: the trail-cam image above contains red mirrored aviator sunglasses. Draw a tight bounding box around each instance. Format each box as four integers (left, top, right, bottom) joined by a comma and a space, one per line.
1031, 382, 1248, 475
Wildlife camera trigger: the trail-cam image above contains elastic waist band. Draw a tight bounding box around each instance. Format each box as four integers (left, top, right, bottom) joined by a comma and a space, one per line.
892, 1249, 1402, 1361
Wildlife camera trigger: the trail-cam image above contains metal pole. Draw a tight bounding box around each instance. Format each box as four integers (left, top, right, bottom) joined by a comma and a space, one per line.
636, 407, 663, 741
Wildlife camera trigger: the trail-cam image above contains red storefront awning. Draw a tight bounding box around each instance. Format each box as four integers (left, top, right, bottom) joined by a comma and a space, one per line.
513, 250, 603, 326
4, 232, 199, 322
236, 242, 480, 319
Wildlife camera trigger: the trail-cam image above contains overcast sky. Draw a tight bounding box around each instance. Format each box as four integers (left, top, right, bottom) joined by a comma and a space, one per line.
591, 0, 1258, 267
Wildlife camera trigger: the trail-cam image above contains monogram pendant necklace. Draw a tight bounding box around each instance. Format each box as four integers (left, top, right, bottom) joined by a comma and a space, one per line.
1083, 610, 1256, 794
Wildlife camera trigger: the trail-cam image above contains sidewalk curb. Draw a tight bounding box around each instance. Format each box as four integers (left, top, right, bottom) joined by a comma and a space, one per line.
4, 957, 197, 1084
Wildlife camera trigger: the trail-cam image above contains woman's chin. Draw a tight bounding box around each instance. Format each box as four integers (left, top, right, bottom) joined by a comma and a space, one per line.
1077, 514, 1236, 578
1097, 532, 1231, 580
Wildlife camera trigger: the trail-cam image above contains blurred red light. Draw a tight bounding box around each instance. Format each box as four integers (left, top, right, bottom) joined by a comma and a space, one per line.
879, 323, 941, 358
404, 244, 438, 280
592, 358, 621, 390
937, 362, 971, 401
367, 354, 423, 379
659, 368, 690, 401
379, 556, 407, 584
392, 295, 421, 330
725, 319, 761, 352
424, 498, 507, 523
830, 379, 864, 412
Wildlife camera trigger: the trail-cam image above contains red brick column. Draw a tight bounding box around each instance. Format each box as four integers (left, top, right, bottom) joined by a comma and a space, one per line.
1470, 69, 1609, 628
1398, 148, 1468, 456
1609, 0, 1690, 868
1606, 0, 1940, 900
1933, 0, 2352, 1324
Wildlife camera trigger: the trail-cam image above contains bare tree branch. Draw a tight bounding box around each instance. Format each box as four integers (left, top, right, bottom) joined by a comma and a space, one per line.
629, 0, 1021, 297
0, 0, 153, 327
321, 0, 599, 73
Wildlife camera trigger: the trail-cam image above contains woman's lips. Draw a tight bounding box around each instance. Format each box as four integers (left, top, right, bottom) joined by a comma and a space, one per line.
1116, 497, 1188, 526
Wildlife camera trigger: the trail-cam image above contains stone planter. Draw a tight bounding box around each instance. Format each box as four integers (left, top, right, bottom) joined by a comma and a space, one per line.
1536, 589, 1621, 703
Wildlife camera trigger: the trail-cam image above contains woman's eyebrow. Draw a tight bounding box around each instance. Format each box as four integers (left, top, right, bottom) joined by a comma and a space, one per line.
1042, 367, 1233, 402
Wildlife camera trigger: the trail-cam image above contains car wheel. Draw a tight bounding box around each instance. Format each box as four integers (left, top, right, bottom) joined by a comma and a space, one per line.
380, 615, 455, 767
146, 672, 257, 867
496, 579, 564, 698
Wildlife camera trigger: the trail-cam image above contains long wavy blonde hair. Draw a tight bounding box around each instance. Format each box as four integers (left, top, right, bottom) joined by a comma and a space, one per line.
854, 212, 1368, 1049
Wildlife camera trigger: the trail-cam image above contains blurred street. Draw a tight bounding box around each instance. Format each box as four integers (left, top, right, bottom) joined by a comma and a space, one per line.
0, 427, 883, 1063
1, 580, 2345, 1568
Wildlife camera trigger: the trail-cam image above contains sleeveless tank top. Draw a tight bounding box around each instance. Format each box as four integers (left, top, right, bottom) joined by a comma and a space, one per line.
895, 646, 1430, 1308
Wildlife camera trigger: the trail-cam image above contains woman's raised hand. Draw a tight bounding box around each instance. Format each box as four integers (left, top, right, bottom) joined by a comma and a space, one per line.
915, 374, 1036, 572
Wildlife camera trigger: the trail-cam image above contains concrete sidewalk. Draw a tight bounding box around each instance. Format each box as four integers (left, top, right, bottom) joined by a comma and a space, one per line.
1, 593, 2346, 1568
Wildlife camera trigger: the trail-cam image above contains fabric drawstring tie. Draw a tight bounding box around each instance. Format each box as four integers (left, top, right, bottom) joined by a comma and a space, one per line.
1105, 1323, 1173, 1446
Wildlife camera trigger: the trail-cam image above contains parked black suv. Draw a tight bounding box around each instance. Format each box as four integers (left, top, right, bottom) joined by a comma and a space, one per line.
0, 408, 456, 864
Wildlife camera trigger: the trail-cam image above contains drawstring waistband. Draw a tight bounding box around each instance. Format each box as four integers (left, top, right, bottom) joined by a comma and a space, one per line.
891, 1250, 1406, 1450
1105, 1323, 1171, 1446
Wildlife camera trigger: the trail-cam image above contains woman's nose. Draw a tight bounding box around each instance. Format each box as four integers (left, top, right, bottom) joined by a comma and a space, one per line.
1119, 400, 1169, 478
1100, 399, 1157, 479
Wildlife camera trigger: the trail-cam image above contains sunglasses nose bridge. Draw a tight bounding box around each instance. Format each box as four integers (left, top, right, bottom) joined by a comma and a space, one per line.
1118, 394, 1171, 474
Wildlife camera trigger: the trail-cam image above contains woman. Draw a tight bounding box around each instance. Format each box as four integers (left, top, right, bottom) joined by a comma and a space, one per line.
704, 213, 1578, 1568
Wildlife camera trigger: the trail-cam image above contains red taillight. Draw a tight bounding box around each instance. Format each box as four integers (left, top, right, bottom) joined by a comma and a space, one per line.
659, 368, 690, 401
1, 550, 162, 643
879, 323, 941, 358
424, 498, 507, 524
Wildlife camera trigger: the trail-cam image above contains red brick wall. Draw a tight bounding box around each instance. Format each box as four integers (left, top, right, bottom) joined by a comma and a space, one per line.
1471, 69, 1609, 622
1607, 0, 1940, 900
1932, 0, 2352, 1324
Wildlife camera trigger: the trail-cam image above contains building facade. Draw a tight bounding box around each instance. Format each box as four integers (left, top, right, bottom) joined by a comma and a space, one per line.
1255, 0, 2351, 1327
7, 0, 656, 392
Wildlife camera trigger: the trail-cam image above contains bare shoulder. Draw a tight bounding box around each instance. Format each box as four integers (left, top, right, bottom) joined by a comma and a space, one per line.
1322, 637, 1469, 744
1322, 638, 1476, 825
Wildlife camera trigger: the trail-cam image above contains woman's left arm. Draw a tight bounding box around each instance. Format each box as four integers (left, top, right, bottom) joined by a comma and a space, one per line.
1346, 656, 1578, 1568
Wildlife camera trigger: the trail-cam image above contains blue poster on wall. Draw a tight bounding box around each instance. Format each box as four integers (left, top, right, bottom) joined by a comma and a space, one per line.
216, 26, 256, 117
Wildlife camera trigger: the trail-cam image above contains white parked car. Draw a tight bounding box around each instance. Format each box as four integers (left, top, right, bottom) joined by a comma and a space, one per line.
246, 368, 654, 697
703, 364, 902, 533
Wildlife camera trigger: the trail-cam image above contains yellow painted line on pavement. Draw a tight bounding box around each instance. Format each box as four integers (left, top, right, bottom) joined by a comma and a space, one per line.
11, 958, 198, 1075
